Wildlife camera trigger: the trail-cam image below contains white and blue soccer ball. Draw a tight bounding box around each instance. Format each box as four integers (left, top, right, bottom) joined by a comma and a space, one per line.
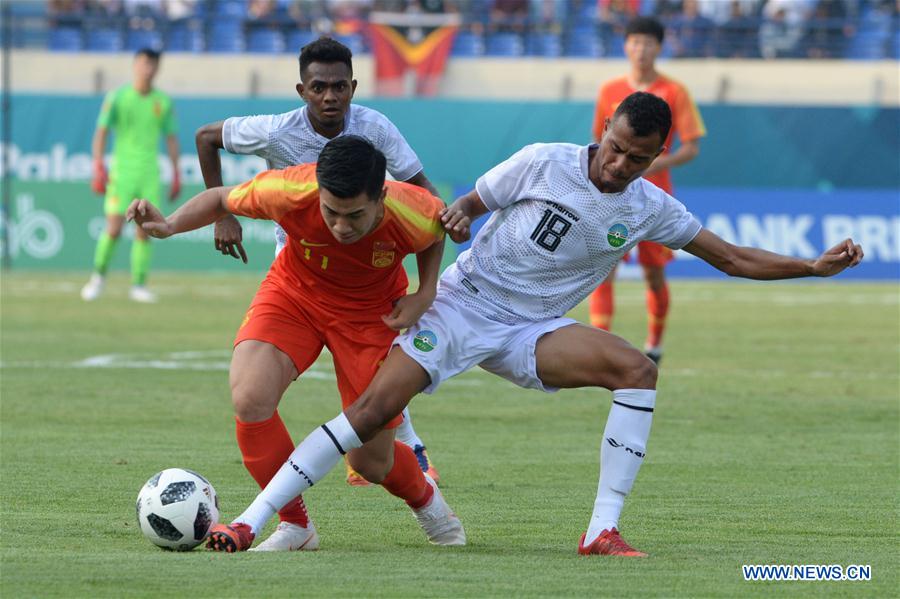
136, 468, 219, 551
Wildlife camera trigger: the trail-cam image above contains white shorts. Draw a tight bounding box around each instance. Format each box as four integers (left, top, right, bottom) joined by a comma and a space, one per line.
395, 292, 577, 394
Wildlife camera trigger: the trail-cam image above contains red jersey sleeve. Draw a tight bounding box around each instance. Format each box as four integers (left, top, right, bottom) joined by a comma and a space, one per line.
592, 78, 627, 141
226, 163, 319, 222
670, 83, 706, 143
383, 182, 445, 253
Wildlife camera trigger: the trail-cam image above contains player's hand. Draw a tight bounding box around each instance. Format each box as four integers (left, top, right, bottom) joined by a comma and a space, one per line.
440, 204, 471, 243
91, 160, 108, 195
811, 238, 864, 276
382, 291, 435, 331
214, 214, 247, 263
168, 171, 181, 202
126, 199, 173, 239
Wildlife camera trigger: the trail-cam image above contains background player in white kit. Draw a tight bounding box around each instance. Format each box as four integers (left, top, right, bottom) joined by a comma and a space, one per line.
193, 38, 442, 549
202, 92, 863, 555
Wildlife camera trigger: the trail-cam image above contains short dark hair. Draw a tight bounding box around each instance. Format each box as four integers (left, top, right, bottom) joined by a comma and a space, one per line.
316, 135, 386, 200
298, 37, 353, 79
613, 92, 672, 144
625, 16, 665, 43
135, 48, 161, 61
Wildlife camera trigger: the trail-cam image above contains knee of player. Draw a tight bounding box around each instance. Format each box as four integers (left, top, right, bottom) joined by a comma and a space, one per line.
230, 384, 276, 422
611, 350, 658, 390
348, 393, 397, 440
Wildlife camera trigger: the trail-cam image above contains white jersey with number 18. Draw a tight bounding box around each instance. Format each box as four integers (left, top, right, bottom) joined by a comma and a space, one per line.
443, 143, 702, 324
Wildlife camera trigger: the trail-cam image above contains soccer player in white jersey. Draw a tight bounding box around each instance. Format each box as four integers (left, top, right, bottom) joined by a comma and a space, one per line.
192, 38, 442, 547
205, 92, 863, 555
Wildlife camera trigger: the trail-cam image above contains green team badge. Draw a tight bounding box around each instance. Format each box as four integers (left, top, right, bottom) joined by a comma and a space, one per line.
607, 224, 629, 248
413, 330, 437, 352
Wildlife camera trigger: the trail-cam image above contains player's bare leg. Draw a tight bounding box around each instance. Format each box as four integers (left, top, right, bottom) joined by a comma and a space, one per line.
81, 214, 124, 301
129, 222, 157, 303
535, 324, 655, 557
641, 263, 668, 364
208, 341, 319, 552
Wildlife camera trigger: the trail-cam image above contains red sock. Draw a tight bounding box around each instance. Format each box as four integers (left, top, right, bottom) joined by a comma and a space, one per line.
589, 280, 614, 330
381, 441, 433, 509
645, 284, 670, 349
235, 412, 309, 527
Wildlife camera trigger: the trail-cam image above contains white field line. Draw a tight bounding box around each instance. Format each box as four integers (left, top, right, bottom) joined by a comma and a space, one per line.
1, 352, 896, 383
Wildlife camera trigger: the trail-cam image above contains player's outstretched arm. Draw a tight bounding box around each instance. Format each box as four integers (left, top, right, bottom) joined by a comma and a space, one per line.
382, 238, 444, 331
126, 186, 236, 240
196, 120, 246, 261
440, 190, 489, 243
683, 228, 864, 280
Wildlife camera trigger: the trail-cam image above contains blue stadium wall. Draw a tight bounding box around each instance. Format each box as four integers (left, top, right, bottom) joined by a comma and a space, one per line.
4, 94, 898, 279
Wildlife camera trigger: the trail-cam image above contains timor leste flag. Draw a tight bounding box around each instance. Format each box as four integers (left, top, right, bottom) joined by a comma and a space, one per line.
368, 23, 458, 96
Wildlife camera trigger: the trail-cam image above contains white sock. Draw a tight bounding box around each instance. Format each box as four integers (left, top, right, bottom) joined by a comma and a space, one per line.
394, 407, 424, 448
585, 389, 656, 544
235, 413, 362, 534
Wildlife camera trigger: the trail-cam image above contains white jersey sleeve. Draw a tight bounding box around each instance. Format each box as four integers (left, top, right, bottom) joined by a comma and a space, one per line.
377, 117, 423, 182
474, 144, 540, 211
641, 181, 702, 249
222, 114, 274, 156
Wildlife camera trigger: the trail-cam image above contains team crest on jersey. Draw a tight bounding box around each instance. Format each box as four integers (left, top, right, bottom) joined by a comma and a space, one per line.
607, 224, 629, 248
153, 101, 162, 118
372, 241, 396, 268
413, 330, 437, 352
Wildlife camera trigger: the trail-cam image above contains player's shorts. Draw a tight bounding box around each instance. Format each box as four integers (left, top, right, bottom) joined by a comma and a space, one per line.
105, 170, 161, 216
635, 241, 674, 268
396, 292, 578, 395
234, 277, 403, 428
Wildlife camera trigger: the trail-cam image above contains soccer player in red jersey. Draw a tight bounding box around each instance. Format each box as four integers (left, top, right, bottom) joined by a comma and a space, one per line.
127, 136, 465, 551
588, 16, 706, 364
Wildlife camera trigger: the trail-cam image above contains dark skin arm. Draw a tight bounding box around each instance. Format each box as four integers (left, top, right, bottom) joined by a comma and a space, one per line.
195, 120, 247, 263
438, 189, 490, 243
405, 170, 440, 200
683, 228, 864, 279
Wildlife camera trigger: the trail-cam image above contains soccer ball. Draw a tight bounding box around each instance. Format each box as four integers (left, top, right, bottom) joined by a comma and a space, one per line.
136, 468, 219, 551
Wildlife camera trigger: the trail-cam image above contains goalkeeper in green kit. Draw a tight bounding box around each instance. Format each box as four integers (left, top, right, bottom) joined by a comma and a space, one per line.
81, 48, 180, 303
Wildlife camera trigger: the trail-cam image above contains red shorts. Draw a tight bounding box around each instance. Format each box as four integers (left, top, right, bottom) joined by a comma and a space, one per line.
635, 241, 674, 268
234, 279, 403, 428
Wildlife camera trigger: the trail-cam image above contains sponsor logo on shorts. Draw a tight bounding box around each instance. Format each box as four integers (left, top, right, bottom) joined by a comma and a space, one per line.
239, 308, 254, 330
607, 224, 629, 248
413, 330, 437, 352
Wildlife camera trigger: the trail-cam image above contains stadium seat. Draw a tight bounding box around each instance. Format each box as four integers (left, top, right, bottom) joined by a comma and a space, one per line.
527, 32, 562, 58
485, 33, 524, 57
167, 23, 204, 52
892, 30, 900, 60
215, 0, 248, 19
566, 30, 602, 58
247, 28, 285, 54
334, 33, 365, 55
48, 27, 83, 52
207, 21, 245, 53
845, 30, 886, 60
126, 29, 163, 52
451, 31, 484, 56
286, 30, 318, 53
86, 28, 124, 52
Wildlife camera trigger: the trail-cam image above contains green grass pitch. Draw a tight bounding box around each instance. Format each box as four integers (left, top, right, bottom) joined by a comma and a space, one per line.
1, 271, 897, 597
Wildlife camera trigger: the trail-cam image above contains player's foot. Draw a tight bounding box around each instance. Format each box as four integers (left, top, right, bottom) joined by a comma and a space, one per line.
412, 474, 465, 546
206, 522, 255, 553
248, 521, 319, 552
346, 463, 372, 487
578, 528, 647, 557
644, 346, 663, 365
412, 444, 440, 485
129, 285, 158, 303
80, 273, 104, 301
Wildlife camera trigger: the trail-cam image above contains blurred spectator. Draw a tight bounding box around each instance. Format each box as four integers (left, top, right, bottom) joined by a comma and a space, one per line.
49, 0, 86, 26
248, 0, 278, 20
163, 0, 197, 21
717, 0, 760, 57
328, 0, 371, 35
804, 0, 855, 58
696, 0, 760, 24
288, 0, 331, 31
489, 0, 527, 33
529, 0, 566, 34
124, 0, 164, 30
759, 0, 814, 58
86, 0, 124, 26
669, 0, 715, 57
